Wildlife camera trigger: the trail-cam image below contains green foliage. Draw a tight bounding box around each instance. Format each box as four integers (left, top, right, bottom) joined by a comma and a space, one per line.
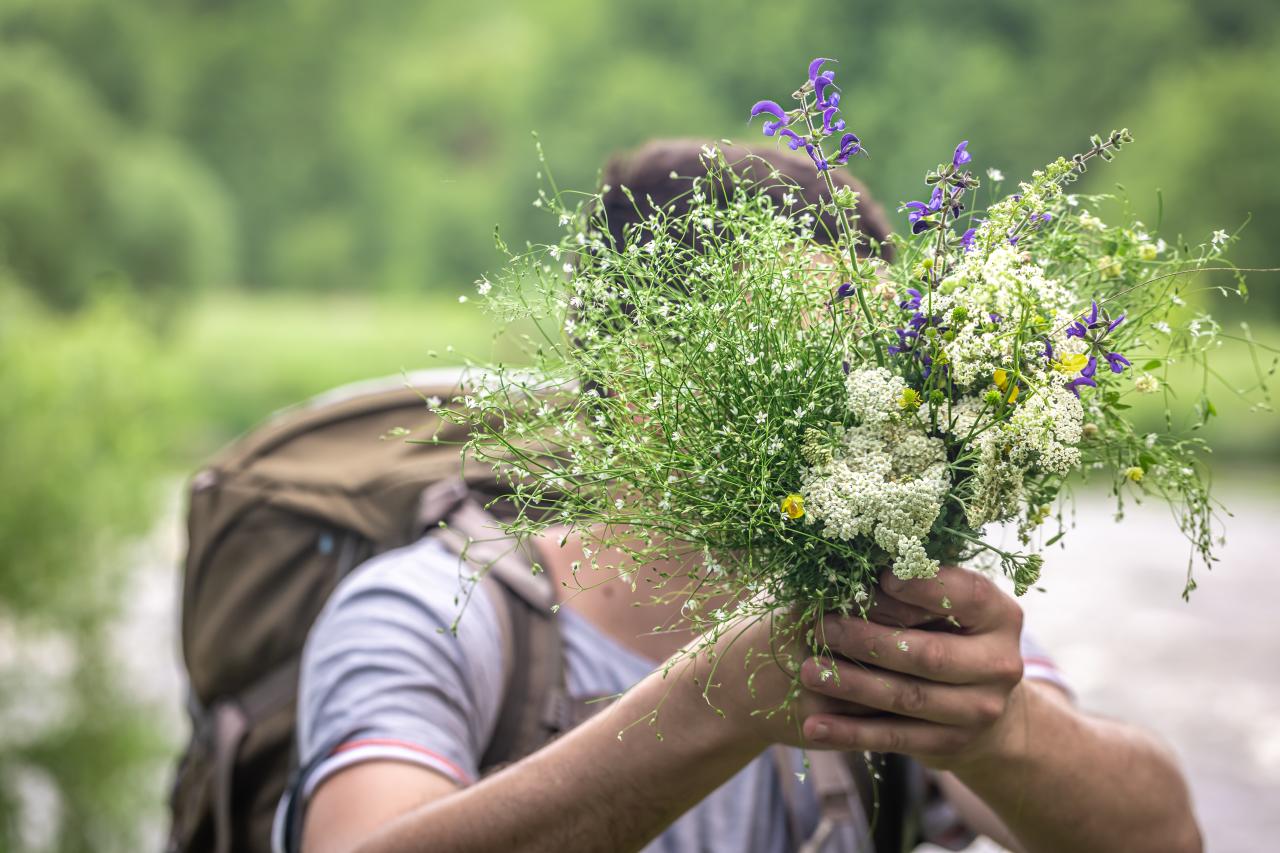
0, 44, 234, 314
3, 0, 1277, 307
0, 280, 177, 851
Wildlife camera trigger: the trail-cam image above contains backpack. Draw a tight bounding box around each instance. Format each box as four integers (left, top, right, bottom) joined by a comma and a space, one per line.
165, 369, 574, 853
165, 368, 929, 853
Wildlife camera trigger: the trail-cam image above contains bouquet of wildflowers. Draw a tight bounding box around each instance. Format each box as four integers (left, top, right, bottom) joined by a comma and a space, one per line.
440, 58, 1272, 648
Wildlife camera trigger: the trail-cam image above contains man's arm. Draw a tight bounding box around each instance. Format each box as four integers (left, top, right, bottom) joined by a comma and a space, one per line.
800, 566, 1202, 853
304, 611, 826, 853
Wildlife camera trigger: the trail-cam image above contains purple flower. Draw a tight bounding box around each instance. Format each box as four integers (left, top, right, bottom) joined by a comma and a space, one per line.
1040, 336, 1055, 361
904, 187, 944, 233
900, 288, 923, 311
960, 227, 977, 253
809, 58, 838, 108
749, 100, 790, 137
952, 140, 972, 167
832, 132, 862, 164
835, 282, 856, 300
1104, 352, 1131, 374
1065, 356, 1098, 397
821, 106, 846, 135
809, 57, 835, 82
777, 128, 806, 151
805, 142, 830, 172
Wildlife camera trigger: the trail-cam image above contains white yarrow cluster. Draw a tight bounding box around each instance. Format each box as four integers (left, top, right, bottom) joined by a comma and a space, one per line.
802, 369, 949, 579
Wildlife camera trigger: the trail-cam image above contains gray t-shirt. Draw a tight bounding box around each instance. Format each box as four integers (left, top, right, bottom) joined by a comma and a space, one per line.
283, 537, 1067, 852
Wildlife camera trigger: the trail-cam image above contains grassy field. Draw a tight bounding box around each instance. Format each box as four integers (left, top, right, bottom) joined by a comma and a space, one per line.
166, 292, 1280, 468
164, 291, 527, 454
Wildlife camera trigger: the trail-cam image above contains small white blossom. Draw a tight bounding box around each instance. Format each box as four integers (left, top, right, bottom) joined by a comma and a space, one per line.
1211, 229, 1229, 246
457, 295, 468, 303
1078, 211, 1104, 231
987, 167, 1004, 182
1135, 374, 1160, 394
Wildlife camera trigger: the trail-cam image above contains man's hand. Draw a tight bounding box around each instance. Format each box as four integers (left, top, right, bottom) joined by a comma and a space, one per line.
798, 564, 1026, 768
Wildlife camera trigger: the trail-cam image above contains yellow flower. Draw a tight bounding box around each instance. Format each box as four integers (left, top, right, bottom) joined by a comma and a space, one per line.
780, 494, 805, 520
1124, 466, 1144, 483
992, 369, 1020, 402
1053, 353, 1090, 374
1138, 242, 1158, 262
897, 388, 922, 411
1097, 255, 1122, 279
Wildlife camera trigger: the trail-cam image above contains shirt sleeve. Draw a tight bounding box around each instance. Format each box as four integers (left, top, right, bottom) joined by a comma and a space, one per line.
294, 537, 505, 800
1019, 629, 1072, 697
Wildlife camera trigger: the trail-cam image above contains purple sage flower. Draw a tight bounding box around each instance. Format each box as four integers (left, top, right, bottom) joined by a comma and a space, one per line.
835, 282, 856, 300
960, 227, 977, 253
805, 142, 830, 172
777, 128, 806, 151
952, 140, 972, 167
821, 106, 846, 135
749, 100, 790, 136
1104, 352, 1131, 374
832, 133, 862, 164
1066, 356, 1098, 397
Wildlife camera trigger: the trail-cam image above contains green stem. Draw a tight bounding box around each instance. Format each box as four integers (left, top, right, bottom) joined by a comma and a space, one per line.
798, 101, 885, 367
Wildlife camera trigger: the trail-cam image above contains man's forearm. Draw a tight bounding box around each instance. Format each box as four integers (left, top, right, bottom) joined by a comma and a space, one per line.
953, 681, 1202, 853
355, 661, 765, 853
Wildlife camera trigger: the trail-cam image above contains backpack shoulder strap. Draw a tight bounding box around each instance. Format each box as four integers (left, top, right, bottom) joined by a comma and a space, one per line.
420, 481, 571, 771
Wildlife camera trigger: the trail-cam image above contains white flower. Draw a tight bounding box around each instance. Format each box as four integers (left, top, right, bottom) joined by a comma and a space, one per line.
1078, 211, 1105, 231
457, 295, 468, 303
1153, 321, 1172, 335
1212, 229, 1229, 246
705, 340, 717, 353
558, 213, 572, 227
563, 263, 574, 275
755, 411, 768, 424
987, 167, 1004, 182
668, 170, 679, 179
844, 367, 908, 424
801, 419, 949, 580
1135, 373, 1160, 394
1066, 194, 1079, 207
475, 278, 492, 296
426, 396, 443, 408
745, 353, 759, 366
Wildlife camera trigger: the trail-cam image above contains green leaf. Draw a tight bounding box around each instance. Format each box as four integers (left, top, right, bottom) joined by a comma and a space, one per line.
1142, 360, 1162, 371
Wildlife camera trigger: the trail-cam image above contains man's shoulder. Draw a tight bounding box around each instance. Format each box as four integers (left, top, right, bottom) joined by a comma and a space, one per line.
306, 535, 504, 665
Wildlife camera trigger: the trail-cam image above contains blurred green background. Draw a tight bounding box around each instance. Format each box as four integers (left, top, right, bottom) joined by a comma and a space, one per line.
1, 0, 1277, 849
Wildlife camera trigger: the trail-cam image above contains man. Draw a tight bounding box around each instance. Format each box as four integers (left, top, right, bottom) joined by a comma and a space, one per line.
284, 141, 1202, 853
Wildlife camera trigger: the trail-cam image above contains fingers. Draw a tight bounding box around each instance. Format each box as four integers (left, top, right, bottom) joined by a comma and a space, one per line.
866, 591, 942, 629
877, 566, 1022, 633
819, 615, 1024, 686
800, 656, 1009, 727
803, 714, 974, 759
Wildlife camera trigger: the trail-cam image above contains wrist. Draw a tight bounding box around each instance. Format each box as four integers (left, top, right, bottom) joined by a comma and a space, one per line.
633, 645, 772, 762
947, 679, 1056, 781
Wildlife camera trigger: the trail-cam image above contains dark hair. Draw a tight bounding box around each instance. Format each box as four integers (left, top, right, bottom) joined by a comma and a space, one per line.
596, 138, 894, 262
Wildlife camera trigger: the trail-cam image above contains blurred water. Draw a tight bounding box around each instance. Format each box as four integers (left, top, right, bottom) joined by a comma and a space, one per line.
115, 482, 1278, 852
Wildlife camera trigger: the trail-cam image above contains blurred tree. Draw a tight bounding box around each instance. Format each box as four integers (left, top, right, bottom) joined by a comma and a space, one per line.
0, 279, 176, 851
0, 43, 234, 315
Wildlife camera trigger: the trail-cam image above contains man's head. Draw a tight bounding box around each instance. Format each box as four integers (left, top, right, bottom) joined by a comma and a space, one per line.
596, 138, 894, 261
